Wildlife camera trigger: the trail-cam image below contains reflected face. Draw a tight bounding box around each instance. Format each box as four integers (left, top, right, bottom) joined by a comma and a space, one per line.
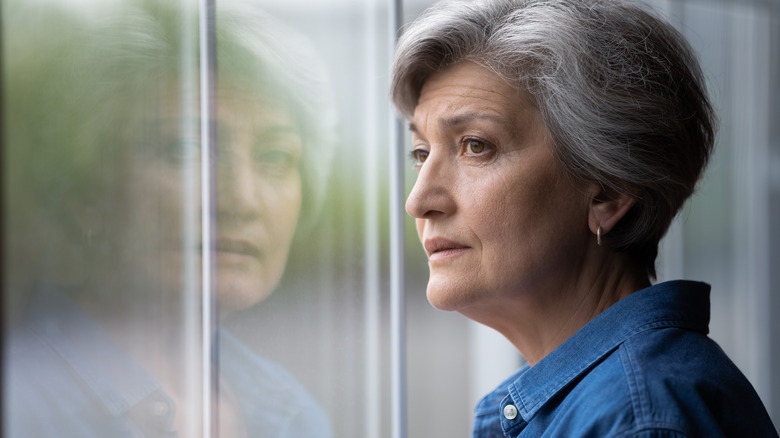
406, 62, 591, 312
110, 94, 302, 316
213, 96, 303, 313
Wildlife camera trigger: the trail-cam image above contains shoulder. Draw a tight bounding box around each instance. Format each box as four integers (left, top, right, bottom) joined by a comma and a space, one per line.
5, 325, 130, 437
218, 329, 333, 438
474, 327, 778, 437
613, 326, 775, 436
533, 326, 777, 437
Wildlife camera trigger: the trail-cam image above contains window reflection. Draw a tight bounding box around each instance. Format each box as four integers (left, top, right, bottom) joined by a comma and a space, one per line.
4, 1, 335, 436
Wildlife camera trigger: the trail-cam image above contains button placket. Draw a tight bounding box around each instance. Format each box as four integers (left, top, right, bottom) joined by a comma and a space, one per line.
499, 395, 527, 436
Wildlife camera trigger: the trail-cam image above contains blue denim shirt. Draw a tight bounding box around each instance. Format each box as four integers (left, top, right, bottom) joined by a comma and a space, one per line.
473, 280, 778, 437
5, 285, 332, 437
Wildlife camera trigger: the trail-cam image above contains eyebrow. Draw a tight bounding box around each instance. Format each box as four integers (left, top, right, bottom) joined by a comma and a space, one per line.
408, 113, 506, 135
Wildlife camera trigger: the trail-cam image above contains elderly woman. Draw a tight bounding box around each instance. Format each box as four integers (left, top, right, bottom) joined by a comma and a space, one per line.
392, 0, 777, 436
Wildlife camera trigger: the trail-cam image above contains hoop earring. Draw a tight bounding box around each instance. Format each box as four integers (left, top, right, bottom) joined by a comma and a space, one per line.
597, 225, 602, 246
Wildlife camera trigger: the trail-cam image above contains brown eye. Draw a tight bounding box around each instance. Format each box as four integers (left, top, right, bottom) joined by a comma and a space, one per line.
411, 148, 429, 164
465, 138, 485, 154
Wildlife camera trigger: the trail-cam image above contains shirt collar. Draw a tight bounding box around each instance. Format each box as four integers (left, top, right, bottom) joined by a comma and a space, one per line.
504, 280, 710, 430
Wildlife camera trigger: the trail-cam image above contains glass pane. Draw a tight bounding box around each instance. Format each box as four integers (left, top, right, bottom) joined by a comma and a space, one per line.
3, 0, 396, 436
219, 0, 393, 435
3, 0, 205, 435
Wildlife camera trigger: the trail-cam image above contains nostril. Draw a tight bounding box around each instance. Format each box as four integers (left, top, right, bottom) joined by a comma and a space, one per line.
405, 183, 452, 219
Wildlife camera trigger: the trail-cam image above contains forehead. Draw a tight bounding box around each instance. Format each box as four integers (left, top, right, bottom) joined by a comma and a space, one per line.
413, 62, 536, 131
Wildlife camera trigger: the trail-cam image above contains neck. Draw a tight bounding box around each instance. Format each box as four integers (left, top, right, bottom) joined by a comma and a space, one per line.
460, 250, 650, 366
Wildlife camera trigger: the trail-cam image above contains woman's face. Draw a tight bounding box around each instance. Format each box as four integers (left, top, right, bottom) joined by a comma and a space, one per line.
212, 95, 303, 313
406, 62, 593, 313
105, 93, 302, 317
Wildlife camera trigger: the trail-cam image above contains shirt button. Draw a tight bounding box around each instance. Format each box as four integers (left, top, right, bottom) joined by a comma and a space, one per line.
152, 400, 171, 416
503, 404, 518, 420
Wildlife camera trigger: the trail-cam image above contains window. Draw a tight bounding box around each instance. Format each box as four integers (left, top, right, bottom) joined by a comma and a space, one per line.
3, 0, 778, 436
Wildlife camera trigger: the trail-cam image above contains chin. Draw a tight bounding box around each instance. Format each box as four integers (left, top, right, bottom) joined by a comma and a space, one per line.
425, 280, 478, 312
216, 279, 274, 316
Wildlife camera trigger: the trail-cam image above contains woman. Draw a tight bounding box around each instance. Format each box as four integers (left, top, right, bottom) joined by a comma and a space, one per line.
391, 0, 777, 436
5, 1, 334, 436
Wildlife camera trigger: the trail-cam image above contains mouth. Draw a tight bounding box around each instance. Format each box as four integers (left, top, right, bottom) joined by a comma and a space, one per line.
203, 238, 262, 260
423, 237, 470, 260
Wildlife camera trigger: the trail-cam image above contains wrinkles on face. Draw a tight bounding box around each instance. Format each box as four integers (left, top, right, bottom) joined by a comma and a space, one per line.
407, 61, 591, 314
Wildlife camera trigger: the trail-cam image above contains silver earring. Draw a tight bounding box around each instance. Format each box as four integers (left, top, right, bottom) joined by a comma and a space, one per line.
597, 225, 602, 246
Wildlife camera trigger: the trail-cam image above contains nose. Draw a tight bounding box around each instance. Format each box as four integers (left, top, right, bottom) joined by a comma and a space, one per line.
405, 153, 455, 219
217, 147, 263, 224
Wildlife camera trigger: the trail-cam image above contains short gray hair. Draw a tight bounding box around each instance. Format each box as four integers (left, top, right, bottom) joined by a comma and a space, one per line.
392, 0, 715, 278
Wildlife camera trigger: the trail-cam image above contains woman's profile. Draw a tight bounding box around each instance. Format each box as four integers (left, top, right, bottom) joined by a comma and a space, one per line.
392, 0, 778, 436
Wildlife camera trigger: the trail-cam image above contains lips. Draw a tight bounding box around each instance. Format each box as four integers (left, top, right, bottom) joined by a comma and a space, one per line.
211, 238, 262, 259
423, 237, 470, 259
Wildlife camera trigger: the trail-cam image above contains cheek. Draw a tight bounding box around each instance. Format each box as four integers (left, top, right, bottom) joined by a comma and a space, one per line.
267, 177, 302, 234
112, 170, 184, 236
473, 164, 577, 263
467, 169, 537, 236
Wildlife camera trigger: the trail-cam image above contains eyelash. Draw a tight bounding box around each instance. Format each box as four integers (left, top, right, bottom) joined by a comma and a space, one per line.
461, 137, 490, 155
409, 136, 494, 168
409, 148, 429, 166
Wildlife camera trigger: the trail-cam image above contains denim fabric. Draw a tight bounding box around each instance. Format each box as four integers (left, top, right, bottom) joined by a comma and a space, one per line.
219, 330, 333, 438
5, 285, 331, 437
473, 280, 778, 438
6, 285, 170, 437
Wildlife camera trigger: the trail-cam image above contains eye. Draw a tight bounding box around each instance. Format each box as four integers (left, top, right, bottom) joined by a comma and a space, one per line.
259, 149, 298, 168
160, 138, 200, 164
410, 148, 429, 165
253, 145, 302, 180
463, 138, 486, 155
253, 128, 303, 175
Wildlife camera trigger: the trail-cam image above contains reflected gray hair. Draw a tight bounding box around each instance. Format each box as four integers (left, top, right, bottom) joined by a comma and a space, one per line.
7, 0, 336, 237
392, 0, 715, 278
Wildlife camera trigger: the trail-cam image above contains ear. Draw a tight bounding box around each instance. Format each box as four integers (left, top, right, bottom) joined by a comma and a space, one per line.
587, 186, 635, 238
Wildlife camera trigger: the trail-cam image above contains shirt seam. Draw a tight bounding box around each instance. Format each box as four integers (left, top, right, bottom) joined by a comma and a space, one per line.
620, 339, 648, 422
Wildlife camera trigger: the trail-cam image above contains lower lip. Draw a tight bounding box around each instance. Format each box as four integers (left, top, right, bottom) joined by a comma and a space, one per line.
428, 248, 469, 262
216, 251, 258, 263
